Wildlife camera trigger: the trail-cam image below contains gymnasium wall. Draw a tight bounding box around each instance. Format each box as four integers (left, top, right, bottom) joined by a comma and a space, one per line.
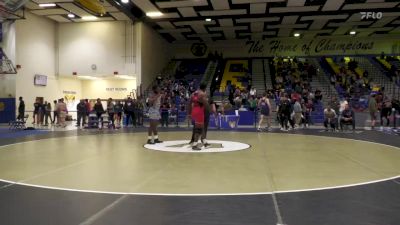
81, 79, 137, 100
58, 21, 136, 77
172, 35, 400, 58
15, 11, 59, 110
137, 22, 172, 90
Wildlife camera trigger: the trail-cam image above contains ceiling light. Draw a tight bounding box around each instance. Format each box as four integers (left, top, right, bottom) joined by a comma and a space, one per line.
39, 3, 56, 7
294, 33, 300, 37
114, 75, 135, 80
77, 75, 98, 80
146, 12, 163, 17
82, 16, 98, 21
205, 18, 212, 22
121, 0, 129, 3
67, 13, 75, 18
349, 31, 356, 35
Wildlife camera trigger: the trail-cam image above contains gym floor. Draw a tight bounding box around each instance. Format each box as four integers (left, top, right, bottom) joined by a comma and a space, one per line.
0, 127, 399, 225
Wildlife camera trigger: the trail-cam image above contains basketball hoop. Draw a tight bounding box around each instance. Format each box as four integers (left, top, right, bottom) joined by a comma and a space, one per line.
0, 48, 17, 74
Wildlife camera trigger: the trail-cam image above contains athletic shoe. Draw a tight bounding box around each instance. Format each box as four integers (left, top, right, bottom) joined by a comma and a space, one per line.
154, 139, 163, 144
192, 146, 202, 151
204, 143, 211, 148
147, 140, 154, 145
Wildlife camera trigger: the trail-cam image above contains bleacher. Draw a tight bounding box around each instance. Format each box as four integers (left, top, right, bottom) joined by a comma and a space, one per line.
219, 60, 251, 92
175, 59, 209, 82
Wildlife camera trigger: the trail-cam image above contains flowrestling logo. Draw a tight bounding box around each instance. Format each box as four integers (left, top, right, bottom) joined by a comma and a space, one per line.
360, 12, 383, 20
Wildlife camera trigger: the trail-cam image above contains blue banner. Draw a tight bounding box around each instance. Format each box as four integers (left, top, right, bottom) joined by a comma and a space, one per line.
0, 98, 16, 123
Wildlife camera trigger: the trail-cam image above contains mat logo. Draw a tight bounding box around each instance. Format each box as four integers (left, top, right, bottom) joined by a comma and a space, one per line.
360, 12, 383, 20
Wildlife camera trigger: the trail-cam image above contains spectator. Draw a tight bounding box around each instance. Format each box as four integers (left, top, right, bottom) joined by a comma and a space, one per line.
85, 99, 91, 124
107, 98, 115, 129
52, 100, 58, 125
380, 96, 392, 128
32, 99, 40, 124
324, 105, 337, 131
278, 95, 291, 131
124, 97, 136, 127
340, 104, 355, 131
114, 100, 123, 129
314, 89, 322, 102
293, 99, 302, 128
250, 87, 257, 98
56, 98, 68, 128
44, 102, 52, 126
136, 96, 144, 126
160, 102, 170, 127
368, 94, 378, 129
94, 98, 105, 130
76, 99, 87, 127
17, 97, 25, 121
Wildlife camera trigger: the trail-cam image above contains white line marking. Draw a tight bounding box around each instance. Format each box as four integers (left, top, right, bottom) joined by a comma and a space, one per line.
79, 195, 128, 225
0, 175, 399, 196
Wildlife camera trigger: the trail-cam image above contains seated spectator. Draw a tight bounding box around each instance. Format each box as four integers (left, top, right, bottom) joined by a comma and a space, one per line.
340, 104, 355, 131
315, 89, 322, 102
324, 105, 337, 131
250, 87, 257, 98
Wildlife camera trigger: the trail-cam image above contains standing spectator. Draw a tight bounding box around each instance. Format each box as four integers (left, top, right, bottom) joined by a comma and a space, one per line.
76, 99, 87, 127
324, 105, 337, 131
136, 96, 144, 126
107, 98, 115, 129
124, 97, 136, 127
278, 95, 291, 131
57, 99, 68, 128
94, 98, 105, 130
85, 99, 91, 124
52, 100, 58, 125
114, 100, 123, 129
17, 97, 25, 121
160, 102, 170, 127
368, 94, 378, 129
38, 101, 45, 125
44, 102, 52, 126
380, 96, 392, 128
248, 96, 257, 112
304, 99, 313, 127
293, 99, 302, 128
32, 99, 40, 125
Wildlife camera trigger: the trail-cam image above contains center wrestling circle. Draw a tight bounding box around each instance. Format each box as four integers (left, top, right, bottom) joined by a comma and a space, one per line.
144, 140, 251, 153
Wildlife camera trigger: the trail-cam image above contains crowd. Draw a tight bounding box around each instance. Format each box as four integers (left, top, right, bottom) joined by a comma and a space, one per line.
328, 60, 371, 98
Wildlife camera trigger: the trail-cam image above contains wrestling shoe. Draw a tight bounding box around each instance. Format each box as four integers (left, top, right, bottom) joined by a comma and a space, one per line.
204, 143, 211, 148
147, 140, 155, 145
192, 146, 202, 151
154, 139, 163, 144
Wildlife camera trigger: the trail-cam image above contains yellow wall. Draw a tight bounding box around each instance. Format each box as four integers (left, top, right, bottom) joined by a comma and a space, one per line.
81, 79, 137, 100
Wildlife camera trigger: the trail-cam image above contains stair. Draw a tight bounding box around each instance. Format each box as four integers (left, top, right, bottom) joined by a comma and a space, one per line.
308, 58, 339, 104
203, 61, 218, 95
263, 59, 273, 90
354, 56, 400, 98
251, 59, 265, 95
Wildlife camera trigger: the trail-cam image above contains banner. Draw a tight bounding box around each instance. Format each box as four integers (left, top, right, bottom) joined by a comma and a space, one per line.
174, 36, 399, 58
